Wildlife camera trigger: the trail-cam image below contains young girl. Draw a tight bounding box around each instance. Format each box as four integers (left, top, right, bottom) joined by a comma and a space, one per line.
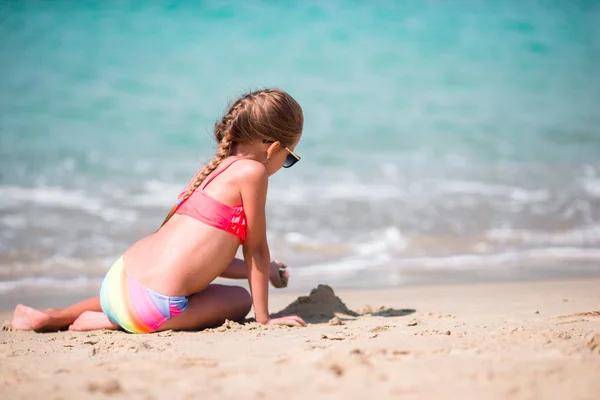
11, 88, 307, 333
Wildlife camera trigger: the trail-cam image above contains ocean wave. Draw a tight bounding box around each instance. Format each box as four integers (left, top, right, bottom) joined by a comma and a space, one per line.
267, 175, 598, 210
0, 276, 100, 294
0, 185, 138, 223
486, 226, 600, 246
0, 185, 101, 210
128, 180, 182, 207
436, 180, 550, 203
1, 247, 599, 295
295, 247, 600, 280
582, 178, 600, 198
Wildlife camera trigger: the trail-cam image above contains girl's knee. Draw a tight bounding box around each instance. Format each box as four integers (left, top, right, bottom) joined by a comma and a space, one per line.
228, 286, 252, 318
198, 285, 252, 321
234, 286, 252, 310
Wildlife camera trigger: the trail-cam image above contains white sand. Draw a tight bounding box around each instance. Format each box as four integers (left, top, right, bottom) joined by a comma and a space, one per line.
1, 278, 599, 399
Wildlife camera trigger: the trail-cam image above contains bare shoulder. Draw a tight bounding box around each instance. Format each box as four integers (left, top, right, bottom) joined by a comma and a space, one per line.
232, 159, 268, 185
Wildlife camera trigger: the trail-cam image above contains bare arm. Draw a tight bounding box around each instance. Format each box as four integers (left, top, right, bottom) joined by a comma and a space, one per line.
218, 258, 248, 279
239, 162, 271, 324
219, 258, 287, 290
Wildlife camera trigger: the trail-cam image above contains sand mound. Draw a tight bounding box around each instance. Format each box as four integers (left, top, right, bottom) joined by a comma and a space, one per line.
278, 284, 358, 323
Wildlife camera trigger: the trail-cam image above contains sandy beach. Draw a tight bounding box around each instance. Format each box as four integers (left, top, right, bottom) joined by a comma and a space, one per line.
1, 277, 599, 400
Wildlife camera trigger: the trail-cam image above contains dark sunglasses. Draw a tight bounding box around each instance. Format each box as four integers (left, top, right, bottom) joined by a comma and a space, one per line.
262, 139, 301, 168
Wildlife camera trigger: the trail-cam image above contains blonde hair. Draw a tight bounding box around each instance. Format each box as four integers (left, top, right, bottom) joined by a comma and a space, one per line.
160, 88, 303, 227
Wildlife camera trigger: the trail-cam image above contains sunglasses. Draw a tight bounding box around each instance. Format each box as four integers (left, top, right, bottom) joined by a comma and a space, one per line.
263, 140, 301, 168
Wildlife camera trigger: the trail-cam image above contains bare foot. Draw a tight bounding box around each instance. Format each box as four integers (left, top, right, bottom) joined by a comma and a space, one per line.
270, 260, 289, 289
11, 304, 51, 331
69, 311, 119, 332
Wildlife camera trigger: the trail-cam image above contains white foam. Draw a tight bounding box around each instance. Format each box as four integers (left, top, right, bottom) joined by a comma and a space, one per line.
321, 182, 403, 201
437, 180, 550, 203
355, 227, 408, 256
486, 226, 600, 246
283, 232, 324, 247
0, 185, 137, 223
0, 276, 100, 293
269, 175, 561, 212
582, 178, 600, 198
295, 247, 600, 280
0, 185, 101, 210
269, 179, 404, 206
0, 214, 27, 229
295, 255, 390, 278
393, 248, 600, 269
128, 180, 182, 207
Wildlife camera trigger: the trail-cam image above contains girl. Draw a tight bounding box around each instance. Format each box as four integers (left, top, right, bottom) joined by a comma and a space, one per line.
11, 88, 307, 333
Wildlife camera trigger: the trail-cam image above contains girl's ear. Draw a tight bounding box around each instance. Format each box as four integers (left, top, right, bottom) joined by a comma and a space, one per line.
265, 141, 281, 160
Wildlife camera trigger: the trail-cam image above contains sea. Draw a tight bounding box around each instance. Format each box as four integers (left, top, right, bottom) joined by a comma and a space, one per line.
1, 0, 599, 309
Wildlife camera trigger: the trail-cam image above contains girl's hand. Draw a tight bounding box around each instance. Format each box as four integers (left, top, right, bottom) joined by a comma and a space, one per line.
269, 260, 289, 288
267, 314, 307, 327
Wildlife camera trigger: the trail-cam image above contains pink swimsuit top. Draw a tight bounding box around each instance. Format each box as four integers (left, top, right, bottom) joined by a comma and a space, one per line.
175, 158, 246, 243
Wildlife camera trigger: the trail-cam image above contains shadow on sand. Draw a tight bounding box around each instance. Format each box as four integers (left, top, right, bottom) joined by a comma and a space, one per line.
274, 284, 416, 324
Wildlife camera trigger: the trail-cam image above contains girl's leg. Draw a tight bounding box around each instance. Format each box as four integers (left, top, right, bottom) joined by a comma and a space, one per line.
12, 257, 270, 332
11, 296, 102, 332
68, 311, 119, 331
159, 284, 252, 331
69, 284, 252, 332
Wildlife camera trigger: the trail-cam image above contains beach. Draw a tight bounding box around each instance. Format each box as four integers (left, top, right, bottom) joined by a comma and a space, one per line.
1, 1, 600, 399
2, 277, 599, 399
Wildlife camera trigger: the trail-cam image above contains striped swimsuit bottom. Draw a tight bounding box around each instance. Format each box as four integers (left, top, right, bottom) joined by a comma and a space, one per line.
100, 257, 188, 334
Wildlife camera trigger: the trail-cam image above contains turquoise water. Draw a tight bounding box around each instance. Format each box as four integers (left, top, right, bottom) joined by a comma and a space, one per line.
1, 1, 600, 302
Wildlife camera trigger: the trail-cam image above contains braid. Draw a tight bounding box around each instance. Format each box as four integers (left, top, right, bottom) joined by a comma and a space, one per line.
159, 88, 303, 229
159, 98, 247, 228
181, 133, 234, 200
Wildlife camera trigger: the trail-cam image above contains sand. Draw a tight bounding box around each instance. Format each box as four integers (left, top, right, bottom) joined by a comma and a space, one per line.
1, 278, 599, 400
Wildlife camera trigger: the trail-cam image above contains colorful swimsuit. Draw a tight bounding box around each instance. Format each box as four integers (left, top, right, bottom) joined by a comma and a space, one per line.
100, 158, 247, 333
175, 157, 247, 242
100, 257, 188, 333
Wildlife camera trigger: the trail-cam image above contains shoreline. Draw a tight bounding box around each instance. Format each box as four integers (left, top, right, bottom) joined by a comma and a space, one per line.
2, 277, 599, 399
2, 269, 600, 313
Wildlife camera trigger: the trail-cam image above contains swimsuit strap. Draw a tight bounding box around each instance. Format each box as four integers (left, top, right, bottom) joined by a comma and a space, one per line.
176, 167, 205, 205
200, 157, 243, 191
181, 167, 206, 195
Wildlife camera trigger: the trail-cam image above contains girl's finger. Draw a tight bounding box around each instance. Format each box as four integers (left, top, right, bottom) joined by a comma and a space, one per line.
286, 316, 306, 327
293, 316, 307, 326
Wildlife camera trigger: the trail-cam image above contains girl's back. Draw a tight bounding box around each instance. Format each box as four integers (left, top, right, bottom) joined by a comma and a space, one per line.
124, 157, 252, 297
